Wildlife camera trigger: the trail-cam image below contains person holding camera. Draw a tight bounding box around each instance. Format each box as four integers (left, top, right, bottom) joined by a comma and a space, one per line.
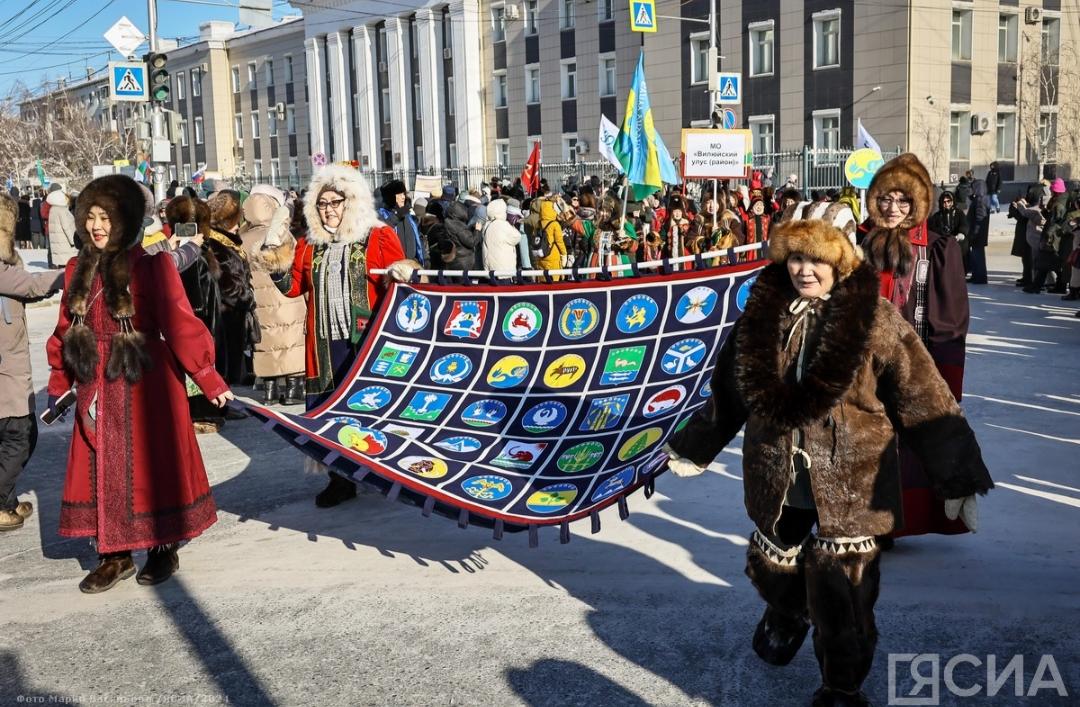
45, 175, 233, 592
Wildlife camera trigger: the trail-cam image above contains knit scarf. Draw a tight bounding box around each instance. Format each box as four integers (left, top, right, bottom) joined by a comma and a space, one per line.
309, 239, 370, 397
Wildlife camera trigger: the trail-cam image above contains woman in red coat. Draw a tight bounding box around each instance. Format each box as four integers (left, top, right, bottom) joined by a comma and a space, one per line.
46, 175, 233, 594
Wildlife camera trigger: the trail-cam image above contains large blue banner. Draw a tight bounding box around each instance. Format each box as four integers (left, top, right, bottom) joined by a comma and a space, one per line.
250, 261, 762, 538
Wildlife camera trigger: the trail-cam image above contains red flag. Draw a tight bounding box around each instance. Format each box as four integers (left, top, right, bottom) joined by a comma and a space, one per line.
520, 141, 541, 195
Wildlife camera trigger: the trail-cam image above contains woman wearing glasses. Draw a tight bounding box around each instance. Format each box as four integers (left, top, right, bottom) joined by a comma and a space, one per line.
261, 164, 410, 507
857, 154, 974, 541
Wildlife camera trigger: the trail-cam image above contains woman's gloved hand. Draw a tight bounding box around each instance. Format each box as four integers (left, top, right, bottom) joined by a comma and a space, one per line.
662, 443, 706, 478
944, 495, 978, 532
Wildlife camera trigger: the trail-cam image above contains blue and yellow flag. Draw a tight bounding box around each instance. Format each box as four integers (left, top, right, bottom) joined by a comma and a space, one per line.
613, 51, 680, 201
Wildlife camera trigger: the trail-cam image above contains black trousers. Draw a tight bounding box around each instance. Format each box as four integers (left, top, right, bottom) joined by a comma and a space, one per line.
745, 506, 881, 694
0, 415, 37, 511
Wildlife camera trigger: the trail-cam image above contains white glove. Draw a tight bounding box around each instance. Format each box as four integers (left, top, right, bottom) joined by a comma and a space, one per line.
387, 260, 418, 283
944, 495, 978, 532
662, 443, 706, 478
955, 233, 966, 242
561, 254, 575, 268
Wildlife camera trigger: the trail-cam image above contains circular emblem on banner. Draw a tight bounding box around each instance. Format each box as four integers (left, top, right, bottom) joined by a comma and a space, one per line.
487, 355, 530, 389
543, 354, 586, 389
502, 302, 543, 342
557, 441, 605, 473
642, 385, 687, 418
346, 386, 393, 413
461, 399, 508, 427
428, 353, 473, 385
676, 286, 719, 324
591, 466, 637, 502
844, 148, 885, 190
521, 401, 568, 434
395, 293, 432, 333
462, 474, 513, 501
736, 276, 757, 311
434, 436, 483, 454
699, 380, 712, 398
616, 294, 659, 334
336, 426, 388, 456
558, 298, 600, 339
661, 338, 708, 376
330, 416, 363, 427
526, 483, 579, 513
617, 427, 663, 462
397, 456, 449, 479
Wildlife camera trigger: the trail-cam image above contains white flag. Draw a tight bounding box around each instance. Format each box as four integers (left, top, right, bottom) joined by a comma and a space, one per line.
857, 118, 882, 154
598, 114, 623, 172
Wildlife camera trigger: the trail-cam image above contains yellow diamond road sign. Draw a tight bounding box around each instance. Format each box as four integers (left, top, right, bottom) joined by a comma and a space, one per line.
630, 0, 656, 33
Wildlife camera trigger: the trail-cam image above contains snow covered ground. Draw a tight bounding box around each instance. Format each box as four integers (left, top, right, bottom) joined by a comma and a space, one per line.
2, 215, 1077, 706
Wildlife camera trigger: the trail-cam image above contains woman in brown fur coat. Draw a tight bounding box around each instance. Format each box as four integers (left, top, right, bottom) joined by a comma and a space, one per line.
664, 220, 992, 707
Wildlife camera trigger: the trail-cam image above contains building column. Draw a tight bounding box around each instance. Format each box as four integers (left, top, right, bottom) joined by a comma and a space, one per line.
385, 18, 411, 172
352, 25, 381, 170
416, 8, 444, 171
449, 0, 485, 168
304, 36, 329, 159
326, 30, 354, 162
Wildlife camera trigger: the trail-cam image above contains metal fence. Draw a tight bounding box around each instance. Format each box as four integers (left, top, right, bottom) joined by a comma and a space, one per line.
752, 147, 902, 192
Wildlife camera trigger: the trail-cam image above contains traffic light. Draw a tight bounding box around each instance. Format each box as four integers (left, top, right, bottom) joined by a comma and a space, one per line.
145, 52, 169, 103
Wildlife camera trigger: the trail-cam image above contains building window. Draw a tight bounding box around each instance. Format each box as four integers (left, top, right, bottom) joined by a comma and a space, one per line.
231, 66, 240, 93
492, 5, 506, 42
996, 112, 1015, 160
234, 114, 243, 144
749, 116, 775, 154
813, 110, 840, 151
1039, 111, 1057, 158
271, 158, 280, 184
268, 110, 278, 137
525, 65, 540, 104
524, 0, 538, 35
191, 68, 201, 97
690, 34, 710, 84
286, 106, 296, 134
176, 72, 186, 101
248, 62, 257, 88
560, 0, 575, 29
194, 116, 204, 145
182, 163, 190, 182
251, 113, 260, 139
445, 78, 454, 115
749, 22, 774, 77
599, 54, 616, 97
496, 140, 510, 168
1042, 18, 1060, 66
813, 11, 840, 69
382, 88, 392, 122
180, 120, 188, 147
289, 158, 299, 184
285, 55, 294, 83
562, 134, 578, 162
168, 165, 177, 184
998, 14, 1018, 63
265, 59, 274, 86
599, 0, 613, 22
494, 71, 507, 108
950, 110, 970, 160
253, 160, 263, 181
561, 60, 577, 100
952, 10, 972, 61
413, 82, 421, 116
448, 142, 458, 168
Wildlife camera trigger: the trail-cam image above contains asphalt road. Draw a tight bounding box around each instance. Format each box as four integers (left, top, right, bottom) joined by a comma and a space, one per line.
2, 217, 1077, 706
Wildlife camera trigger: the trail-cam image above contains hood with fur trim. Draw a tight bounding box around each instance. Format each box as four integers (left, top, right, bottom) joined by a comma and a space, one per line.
75, 175, 146, 253
303, 164, 385, 246
0, 192, 17, 265
486, 198, 507, 221
867, 153, 933, 229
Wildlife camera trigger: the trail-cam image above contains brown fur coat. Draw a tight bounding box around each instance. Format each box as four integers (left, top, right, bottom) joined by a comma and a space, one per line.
669, 262, 992, 538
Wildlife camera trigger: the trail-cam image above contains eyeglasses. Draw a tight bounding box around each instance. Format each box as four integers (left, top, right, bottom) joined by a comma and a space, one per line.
316, 197, 346, 210
877, 197, 912, 211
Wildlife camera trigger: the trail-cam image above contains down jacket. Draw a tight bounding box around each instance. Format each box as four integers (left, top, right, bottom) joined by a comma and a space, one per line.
481, 199, 522, 272
46, 190, 77, 267
241, 225, 305, 378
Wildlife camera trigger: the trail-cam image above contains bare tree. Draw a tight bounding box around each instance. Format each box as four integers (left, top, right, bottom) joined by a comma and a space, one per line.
912, 102, 950, 185
1018, 36, 1080, 180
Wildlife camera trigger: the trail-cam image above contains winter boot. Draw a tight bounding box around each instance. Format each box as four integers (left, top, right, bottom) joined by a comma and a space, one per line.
753, 607, 811, 666
315, 473, 357, 508
79, 552, 136, 594
1061, 288, 1080, 301
281, 376, 305, 406
137, 544, 179, 586
263, 378, 280, 404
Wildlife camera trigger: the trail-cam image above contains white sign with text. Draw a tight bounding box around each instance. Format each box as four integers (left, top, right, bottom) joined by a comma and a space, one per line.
680, 129, 752, 180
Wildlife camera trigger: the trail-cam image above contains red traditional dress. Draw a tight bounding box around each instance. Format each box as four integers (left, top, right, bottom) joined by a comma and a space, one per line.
47, 250, 226, 553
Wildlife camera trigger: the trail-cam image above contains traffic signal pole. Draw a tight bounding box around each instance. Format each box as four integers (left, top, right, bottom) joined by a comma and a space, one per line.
148, 0, 167, 202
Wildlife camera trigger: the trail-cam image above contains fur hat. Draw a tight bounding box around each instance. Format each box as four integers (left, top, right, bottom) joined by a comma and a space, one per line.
74, 175, 147, 253
249, 184, 285, 207
379, 179, 408, 206
667, 194, 689, 214
0, 192, 18, 265
768, 219, 863, 281
165, 195, 212, 236
208, 189, 243, 232
303, 163, 383, 246
867, 153, 933, 228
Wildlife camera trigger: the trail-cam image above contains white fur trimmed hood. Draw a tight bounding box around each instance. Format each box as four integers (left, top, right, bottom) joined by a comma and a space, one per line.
303, 164, 385, 246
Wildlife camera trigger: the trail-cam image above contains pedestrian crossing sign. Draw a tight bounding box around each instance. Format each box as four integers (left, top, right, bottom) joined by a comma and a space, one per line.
108, 61, 148, 102
630, 0, 656, 33
716, 72, 742, 105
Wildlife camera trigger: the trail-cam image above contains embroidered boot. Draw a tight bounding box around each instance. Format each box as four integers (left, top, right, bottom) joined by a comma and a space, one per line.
137, 544, 179, 586
79, 552, 136, 593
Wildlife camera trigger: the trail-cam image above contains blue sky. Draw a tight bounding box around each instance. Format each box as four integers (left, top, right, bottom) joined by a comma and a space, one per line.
0, 0, 300, 98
